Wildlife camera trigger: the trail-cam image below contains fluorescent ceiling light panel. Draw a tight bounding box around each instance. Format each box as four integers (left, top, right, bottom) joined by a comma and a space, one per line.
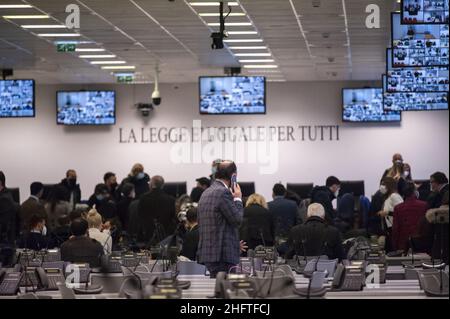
0, 5, 33, 9
90, 61, 126, 65
227, 31, 258, 35
38, 33, 80, 37
243, 65, 278, 69
199, 12, 245, 16
229, 46, 267, 50
190, 2, 239, 6
3, 15, 49, 19
224, 39, 263, 43
238, 59, 275, 63
234, 53, 272, 57
208, 22, 252, 26
101, 66, 136, 70
21, 25, 67, 28
75, 48, 106, 52
79, 54, 117, 58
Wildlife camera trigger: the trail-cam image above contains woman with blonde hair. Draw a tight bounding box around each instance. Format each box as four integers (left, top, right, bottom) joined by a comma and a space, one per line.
240, 193, 274, 250
86, 209, 112, 254
118, 163, 150, 199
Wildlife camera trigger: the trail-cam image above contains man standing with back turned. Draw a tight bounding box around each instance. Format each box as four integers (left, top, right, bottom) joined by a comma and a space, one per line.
198, 161, 244, 278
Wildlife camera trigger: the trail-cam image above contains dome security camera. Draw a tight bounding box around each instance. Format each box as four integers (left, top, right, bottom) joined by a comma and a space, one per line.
152, 67, 162, 106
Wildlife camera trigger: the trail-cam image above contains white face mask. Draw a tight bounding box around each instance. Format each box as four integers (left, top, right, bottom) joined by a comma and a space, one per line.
334, 190, 340, 198
380, 185, 387, 194
41, 225, 47, 236
404, 171, 410, 178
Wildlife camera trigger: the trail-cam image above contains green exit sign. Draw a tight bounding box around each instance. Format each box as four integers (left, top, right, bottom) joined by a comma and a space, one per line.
117, 76, 134, 83
57, 43, 76, 52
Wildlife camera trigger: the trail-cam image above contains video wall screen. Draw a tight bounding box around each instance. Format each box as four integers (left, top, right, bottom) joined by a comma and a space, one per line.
199, 76, 266, 114
383, 75, 449, 111
57, 91, 116, 125
386, 48, 449, 92
391, 13, 449, 67
0, 79, 35, 118
401, 0, 449, 24
342, 88, 402, 123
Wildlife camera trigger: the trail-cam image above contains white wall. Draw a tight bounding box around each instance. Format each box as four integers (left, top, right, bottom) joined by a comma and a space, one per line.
0, 81, 448, 201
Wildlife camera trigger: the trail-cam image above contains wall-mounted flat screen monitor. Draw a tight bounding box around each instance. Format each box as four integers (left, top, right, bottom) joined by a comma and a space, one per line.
401, 0, 449, 24
0, 79, 35, 118
199, 76, 266, 114
391, 13, 449, 67
386, 48, 449, 92
383, 75, 448, 111
57, 90, 116, 125
342, 88, 402, 122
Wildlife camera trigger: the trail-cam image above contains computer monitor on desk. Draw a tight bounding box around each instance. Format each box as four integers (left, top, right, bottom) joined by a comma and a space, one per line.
163, 182, 187, 198
287, 183, 314, 199
339, 181, 365, 197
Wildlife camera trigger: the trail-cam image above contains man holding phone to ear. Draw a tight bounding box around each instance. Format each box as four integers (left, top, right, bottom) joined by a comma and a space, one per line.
198, 160, 247, 278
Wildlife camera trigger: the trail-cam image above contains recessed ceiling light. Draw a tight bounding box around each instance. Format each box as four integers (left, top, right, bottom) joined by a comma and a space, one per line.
243, 65, 278, 69
227, 31, 258, 35
235, 53, 272, 57
75, 48, 106, 52
21, 25, 67, 29
113, 72, 135, 77
3, 15, 49, 19
101, 66, 136, 70
208, 22, 252, 26
199, 12, 245, 16
247, 69, 281, 73
189, 2, 239, 6
38, 33, 80, 37
224, 39, 263, 43
238, 59, 275, 63
79, 54, 117, 58
55, 41, 94, 45
0, 5, 33, 9
229, 46, 267, 50
90, 61, 126, 65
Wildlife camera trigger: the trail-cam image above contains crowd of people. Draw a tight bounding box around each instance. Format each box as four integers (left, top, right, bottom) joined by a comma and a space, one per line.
0, 154, 448, 277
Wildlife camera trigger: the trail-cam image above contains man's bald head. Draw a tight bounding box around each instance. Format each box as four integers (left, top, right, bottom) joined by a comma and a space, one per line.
151, 175, 165, 189
215, 161, 237, 182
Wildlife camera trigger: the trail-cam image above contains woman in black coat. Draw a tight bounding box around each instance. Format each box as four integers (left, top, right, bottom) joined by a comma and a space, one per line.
240, 194, 274, 250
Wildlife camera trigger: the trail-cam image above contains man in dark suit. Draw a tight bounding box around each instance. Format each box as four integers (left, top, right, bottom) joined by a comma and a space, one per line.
136, 176, 176, 244
0, 171, 19, 244
60, 218, 104, 267
20, 182, 47, 231
286, 203, 345, 261
180, 206, 200, 261
197, 161, 244, 277
268, 184, 298, 242
427, 172, 449, 209
59, 169, 81, 210
310, 176, 341, 225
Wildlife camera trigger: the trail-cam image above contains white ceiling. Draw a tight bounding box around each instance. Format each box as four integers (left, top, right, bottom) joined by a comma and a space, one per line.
0, 0, 399, 83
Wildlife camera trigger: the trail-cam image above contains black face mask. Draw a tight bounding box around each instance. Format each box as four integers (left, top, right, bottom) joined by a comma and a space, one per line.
68, 178, 77, 187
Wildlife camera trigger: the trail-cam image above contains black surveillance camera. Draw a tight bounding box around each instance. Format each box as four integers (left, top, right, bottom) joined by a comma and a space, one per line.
211, 32, 225, 50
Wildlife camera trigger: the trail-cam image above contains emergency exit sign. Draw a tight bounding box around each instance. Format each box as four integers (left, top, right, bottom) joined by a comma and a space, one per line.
57, 43, 76, 52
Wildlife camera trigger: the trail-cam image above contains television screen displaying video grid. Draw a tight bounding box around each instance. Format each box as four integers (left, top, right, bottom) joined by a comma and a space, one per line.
342, 88, 401, 122
383, 75, 448, 111
386, 48, 449, 92
391, 13, 449, 67
57, 91, 116, 125
0, 80, 35, 118
401, 0, 449, 24
199, 76, 266, 114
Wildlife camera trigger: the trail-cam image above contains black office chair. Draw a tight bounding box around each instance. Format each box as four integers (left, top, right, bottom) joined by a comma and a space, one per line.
163, 182, 187, 198
239, 182, 255, 198
286, 183, 314, 199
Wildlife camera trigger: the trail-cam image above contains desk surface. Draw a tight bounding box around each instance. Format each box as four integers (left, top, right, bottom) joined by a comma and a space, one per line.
2, 265, 445, 300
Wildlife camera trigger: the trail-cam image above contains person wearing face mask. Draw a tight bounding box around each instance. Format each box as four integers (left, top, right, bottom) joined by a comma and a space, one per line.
377, 177, 404, 250
18, 214, 50, 250
392, 182, 427, 253
119, 163, 150, 200
88, 183, 117, 220
45, 185, 72, 231
209, 159, 222, 182
59, 169, 81, 210
310, 176, 341, 226
382, 153, 405, 182
103, 172, 120, 202
116, 183, 135, 231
